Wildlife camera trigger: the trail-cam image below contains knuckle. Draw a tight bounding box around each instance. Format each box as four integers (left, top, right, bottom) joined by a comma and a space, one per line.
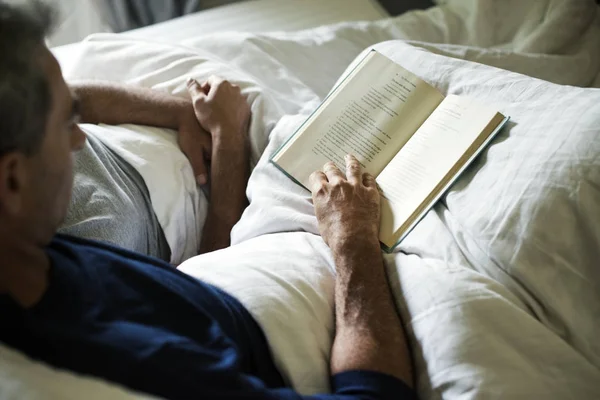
192, 97, 204, 107
309, 171, 321, 182
310, 182, 325, 195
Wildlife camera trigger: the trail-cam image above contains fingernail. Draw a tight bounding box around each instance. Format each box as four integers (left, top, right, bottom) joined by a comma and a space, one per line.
196, 174, 207, 185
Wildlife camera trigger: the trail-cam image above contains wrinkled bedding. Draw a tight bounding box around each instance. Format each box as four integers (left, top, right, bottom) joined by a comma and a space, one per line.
3, 1, 600, 399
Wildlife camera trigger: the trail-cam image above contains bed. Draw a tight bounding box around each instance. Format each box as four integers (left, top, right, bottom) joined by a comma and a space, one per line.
2, 0, 600, 399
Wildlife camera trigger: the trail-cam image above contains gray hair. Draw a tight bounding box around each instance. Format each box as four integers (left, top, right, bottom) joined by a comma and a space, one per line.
0, 0, 56, 156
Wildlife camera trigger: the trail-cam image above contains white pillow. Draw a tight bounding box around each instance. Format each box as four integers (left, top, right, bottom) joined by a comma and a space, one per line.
0, 345, 156, 400
179, 232, 336, 395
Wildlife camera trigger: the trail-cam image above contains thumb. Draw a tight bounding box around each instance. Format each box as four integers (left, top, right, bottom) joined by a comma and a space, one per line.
190, 153, 209, 185
182, 144, 208, 185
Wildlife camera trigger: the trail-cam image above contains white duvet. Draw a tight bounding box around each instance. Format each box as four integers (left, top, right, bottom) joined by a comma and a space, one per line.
3, 0, 600, 399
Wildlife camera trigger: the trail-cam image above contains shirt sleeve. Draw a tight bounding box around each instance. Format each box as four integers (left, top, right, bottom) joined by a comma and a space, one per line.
255, 370, 418, 400
329, 371, 418, 400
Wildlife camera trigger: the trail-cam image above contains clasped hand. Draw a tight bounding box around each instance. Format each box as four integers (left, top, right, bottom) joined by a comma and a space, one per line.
177, 76, 251, 185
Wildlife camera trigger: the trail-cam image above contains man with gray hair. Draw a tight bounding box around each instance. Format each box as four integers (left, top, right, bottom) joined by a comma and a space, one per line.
0, 2, 416, 399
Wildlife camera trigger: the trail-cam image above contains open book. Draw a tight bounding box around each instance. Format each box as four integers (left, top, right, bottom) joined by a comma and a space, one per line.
271, 50, 509, 252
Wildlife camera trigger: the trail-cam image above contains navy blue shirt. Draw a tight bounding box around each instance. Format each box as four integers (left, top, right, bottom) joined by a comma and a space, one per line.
0, 235, 416, 399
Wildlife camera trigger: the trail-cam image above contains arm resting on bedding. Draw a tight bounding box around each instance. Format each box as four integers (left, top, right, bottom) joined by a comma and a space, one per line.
186, 77, 251, 253
330, 236, 413, 383
310, 155, 414, 387
70, 81, 212, 183
202, 156, 417, 398
70, 81, 189, 128
200, 139, 250, 253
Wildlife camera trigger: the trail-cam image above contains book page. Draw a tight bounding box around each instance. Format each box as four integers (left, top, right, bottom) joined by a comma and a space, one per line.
272, 50, 444, 189
377, 95, 505, 247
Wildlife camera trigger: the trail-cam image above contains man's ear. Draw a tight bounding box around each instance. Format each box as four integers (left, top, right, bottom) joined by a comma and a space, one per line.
0, 152, 27, 216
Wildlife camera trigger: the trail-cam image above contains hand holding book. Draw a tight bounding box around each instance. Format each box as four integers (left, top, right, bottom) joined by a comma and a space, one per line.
272, 50, 509, 251
309, 155, 381, 251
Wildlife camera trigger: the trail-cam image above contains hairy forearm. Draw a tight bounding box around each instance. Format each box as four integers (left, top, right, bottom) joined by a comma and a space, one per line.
70, 81, 188, 128
330, 237, 413, 387
199, 135, 249, 253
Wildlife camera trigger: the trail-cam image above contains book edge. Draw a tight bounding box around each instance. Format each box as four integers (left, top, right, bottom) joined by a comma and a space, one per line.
270, 159, 310, 191
383, 115, 511, 253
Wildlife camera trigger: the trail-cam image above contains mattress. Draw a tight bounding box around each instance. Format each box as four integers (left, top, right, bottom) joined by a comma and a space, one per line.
51, 0, 389, 61
125, 0, 389, 42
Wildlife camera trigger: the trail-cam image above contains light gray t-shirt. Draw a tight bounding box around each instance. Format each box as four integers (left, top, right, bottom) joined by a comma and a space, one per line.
59, 131, 171, 262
